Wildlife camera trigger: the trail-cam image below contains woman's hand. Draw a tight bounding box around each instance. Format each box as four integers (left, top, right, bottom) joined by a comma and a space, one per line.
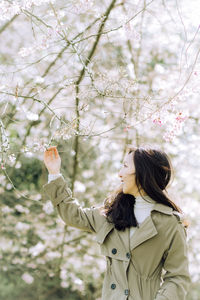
43, 146, 61, 174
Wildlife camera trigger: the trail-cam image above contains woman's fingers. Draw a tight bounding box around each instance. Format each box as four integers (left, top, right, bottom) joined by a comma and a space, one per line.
44, 147, 54, 158
43, 146, 61, 173
54, 147, 59, 158
44, 146, 60, 160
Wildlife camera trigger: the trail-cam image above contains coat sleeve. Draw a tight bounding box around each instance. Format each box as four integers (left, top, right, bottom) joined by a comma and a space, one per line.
42, 175, 105, 233
154, 221, 191, 300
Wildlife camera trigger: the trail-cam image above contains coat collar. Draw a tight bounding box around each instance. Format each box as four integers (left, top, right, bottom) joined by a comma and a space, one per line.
134, 194, 174, 215
95, 201, 174, 253
147, 199, 173, 215
130, 202, 173, 251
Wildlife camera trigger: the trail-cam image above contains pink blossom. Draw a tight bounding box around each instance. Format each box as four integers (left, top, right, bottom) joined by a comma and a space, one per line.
175, 112, 188, 123
163, 130, 175, 142
163, 110, 188, 142
124, 125, 131, 132
152, 117, 163, 126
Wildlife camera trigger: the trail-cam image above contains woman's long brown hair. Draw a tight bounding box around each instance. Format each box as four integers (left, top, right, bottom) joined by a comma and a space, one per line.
100, 145, 189, 231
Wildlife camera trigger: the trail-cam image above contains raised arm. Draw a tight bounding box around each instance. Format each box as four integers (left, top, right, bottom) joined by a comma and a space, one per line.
43, 147, 105, 233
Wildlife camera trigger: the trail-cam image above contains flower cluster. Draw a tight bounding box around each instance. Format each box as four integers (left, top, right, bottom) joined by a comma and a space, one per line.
0, 0, 56, 22
21, 272, 34, 284
123, 22, 141, 41
0, 1, 21, 22
72, 0, 94, 14
152, 117, 163, 126
163, 111, 188, 142
18, 27, 59, 58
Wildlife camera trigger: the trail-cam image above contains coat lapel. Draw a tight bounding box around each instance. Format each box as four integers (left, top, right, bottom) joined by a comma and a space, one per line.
130, 215, 157, 250
96, 220, 130, 254
95, 221, 114, 244
115, 226, 130, 253
130, 202, 173, 251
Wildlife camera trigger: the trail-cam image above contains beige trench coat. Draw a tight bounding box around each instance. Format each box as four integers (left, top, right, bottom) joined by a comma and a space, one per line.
42, 176, 191, 300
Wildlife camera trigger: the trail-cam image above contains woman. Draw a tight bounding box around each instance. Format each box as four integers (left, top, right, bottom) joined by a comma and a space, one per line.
43, 145, 191, 300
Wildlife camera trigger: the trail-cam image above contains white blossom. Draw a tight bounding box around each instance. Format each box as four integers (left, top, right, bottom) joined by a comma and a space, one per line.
82, 170, 94, 178
72, 0, 94, 14
60, 280, 70, 288
18, 47, 34, 58
42, 201, 54, 214
15, 204, 29, 214
60, 269, 67, 280
0, 238, 13, 251
2, 206, 13, 213
74, 181, 86, 193
123, 22, 141, 41
34, 76, 44, 84
74, 278, 83, 285
8, 154, 16, 163
45, 251, 61, 260
0, 1, 21, 22
6, 183, 13, 190
15, 222, 30, 231
29, 242, 45, 257
21, 273, 34, 284
15, 162, 22, 169
26, 111, 39, 121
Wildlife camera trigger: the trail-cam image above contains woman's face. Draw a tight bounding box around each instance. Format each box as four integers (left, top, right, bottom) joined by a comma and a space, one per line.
118, 151, 145, 196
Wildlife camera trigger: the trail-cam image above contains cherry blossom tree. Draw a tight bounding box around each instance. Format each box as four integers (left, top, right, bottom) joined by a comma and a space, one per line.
0, 0, 200, 299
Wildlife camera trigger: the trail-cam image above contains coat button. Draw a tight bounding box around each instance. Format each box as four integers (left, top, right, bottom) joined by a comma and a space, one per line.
112, 248, 117, 254
111, 283, 116, 289
124, 289, 129, 295
126, 252, 131, 259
